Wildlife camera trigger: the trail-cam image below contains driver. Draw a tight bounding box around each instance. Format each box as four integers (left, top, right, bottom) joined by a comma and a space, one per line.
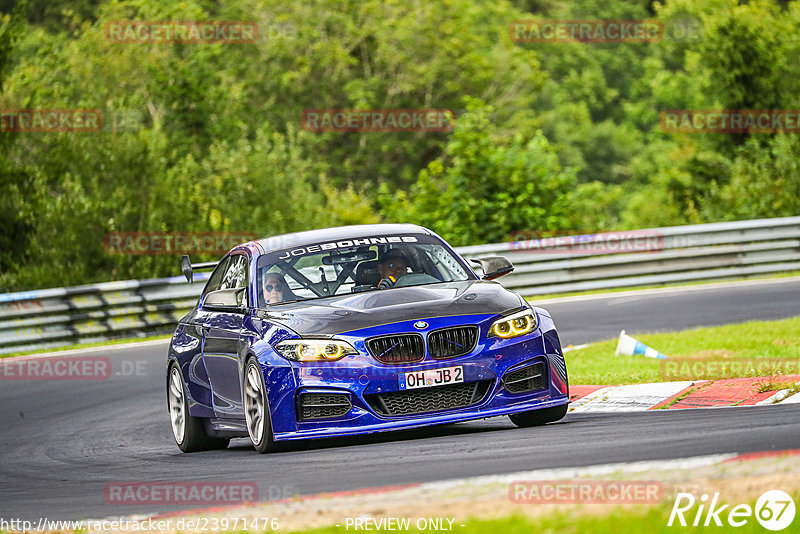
376, 249, 411, 289
261, 271, 295, 305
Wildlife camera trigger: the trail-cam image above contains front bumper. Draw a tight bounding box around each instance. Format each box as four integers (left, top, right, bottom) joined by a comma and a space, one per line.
274, 394, 568, 441
267, 313, 569, 441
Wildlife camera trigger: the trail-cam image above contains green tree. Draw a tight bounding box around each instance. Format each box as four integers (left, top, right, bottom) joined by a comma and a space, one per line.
380, 101, 576, 245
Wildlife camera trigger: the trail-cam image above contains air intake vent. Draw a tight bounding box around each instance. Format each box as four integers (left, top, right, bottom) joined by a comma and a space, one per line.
428, 326, 478, 359
297, 393, 352, 420
502, 361, 546, 394
365, 380, 492, 417
367, 334, 425, 364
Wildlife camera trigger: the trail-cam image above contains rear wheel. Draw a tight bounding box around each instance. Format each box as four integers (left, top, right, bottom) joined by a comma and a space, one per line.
168, 363, 229, 452
244, 358, 276, 454
509, 404, 568, 428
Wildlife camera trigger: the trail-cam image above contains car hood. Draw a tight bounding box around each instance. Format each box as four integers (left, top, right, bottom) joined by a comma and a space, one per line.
257, 280, 525, 336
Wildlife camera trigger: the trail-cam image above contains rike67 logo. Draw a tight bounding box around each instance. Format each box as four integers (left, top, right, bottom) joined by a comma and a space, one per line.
669, 491, 796, 530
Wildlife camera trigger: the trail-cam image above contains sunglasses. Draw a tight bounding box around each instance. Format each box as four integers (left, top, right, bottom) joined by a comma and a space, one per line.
263, 282, 282, 292
385, 262, 408, 269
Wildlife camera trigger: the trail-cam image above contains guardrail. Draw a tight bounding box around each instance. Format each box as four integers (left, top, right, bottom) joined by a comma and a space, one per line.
1, 217, 798, 354
460, 216, 800, 296
0, 274, 209, 355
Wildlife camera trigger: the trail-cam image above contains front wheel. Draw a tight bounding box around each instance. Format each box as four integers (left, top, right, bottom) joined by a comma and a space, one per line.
244, 358, 276, 453
167, 363, 229, 452
509, 404, 568, 428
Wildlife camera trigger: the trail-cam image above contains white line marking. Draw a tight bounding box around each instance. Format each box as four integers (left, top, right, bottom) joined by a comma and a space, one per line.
756, 389, 794, 405
420, 453, 739, 491
778, 391, 800, 404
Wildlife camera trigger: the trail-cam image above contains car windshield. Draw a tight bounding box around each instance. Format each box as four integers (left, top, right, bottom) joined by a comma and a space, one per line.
255, 234, 473, 306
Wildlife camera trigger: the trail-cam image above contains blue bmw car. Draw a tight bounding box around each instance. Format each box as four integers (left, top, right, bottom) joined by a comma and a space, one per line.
166, 224, 569, 453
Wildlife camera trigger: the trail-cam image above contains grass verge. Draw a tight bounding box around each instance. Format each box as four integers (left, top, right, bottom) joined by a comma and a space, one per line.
566, 316, 800, 385
756, 378, 800, 393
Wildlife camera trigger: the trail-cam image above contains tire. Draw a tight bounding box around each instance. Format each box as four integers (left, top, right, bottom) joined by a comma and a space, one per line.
508, 403, 568, 428
167, 363, 230, 452
243, 358, 276, 454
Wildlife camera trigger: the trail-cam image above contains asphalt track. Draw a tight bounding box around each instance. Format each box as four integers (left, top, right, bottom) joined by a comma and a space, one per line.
539, 276, 800, 345
1, 278, 799, 521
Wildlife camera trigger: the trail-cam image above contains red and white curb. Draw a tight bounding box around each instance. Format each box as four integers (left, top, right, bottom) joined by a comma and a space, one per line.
570, 381, 697, 412
569, 377, 800, 412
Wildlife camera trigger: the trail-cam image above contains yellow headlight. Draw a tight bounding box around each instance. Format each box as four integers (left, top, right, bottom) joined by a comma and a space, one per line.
489, 310, 537, 339
322, 343, 345, 360
275, 339, 358, 362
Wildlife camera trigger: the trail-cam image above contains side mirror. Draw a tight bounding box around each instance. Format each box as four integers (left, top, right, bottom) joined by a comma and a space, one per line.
181, 255, 219, 284
202, 288, 247, 312
469, 256, 514, 280
181, 255, 193, 283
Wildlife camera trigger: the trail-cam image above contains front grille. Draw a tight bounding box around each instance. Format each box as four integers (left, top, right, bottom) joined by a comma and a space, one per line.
428, 326, 479, 359
365, 380, 492, 417
503, 361, 546, 394
297, 393, 352, 420
367, 334, 425, 364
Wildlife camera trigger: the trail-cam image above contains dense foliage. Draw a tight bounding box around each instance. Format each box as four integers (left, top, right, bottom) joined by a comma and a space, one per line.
1, 0, 798, 289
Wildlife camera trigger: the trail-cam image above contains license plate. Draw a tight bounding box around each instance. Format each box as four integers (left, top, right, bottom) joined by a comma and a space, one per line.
398, 366, 464, 390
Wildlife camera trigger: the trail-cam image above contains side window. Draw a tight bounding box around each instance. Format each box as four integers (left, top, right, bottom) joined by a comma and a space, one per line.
221, 255, 248, 290
202, 257, 230, 298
